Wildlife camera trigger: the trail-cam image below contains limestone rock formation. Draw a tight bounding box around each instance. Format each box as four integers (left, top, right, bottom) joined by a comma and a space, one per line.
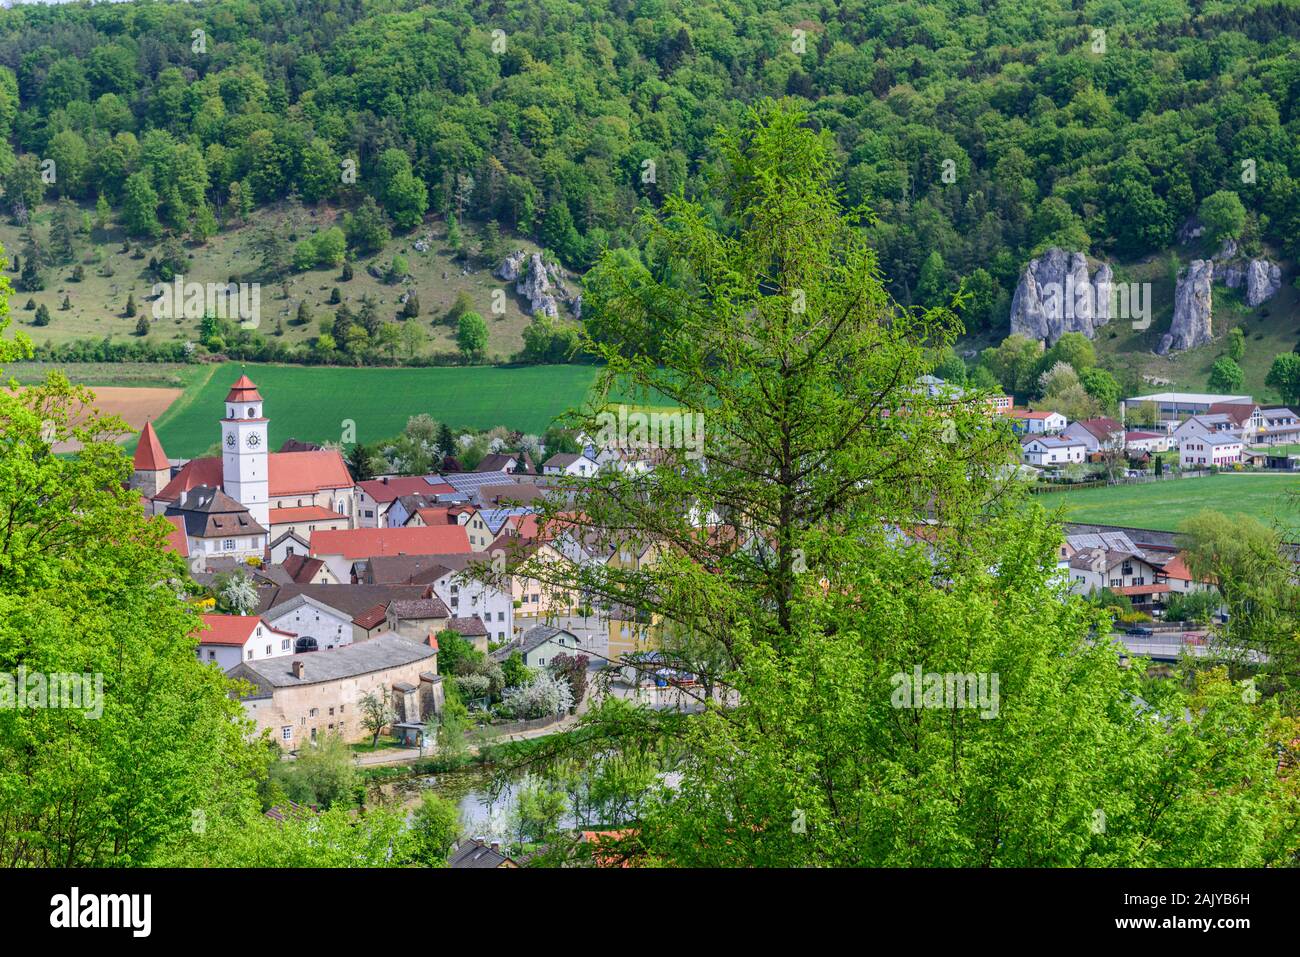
1008, 248, 1113, 345
494, 250, 571, 317
1156, 259, 1213, 355
1244, 258, 1282, 307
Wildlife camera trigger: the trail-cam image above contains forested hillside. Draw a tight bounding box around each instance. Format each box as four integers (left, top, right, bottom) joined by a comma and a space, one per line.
0, 0, 1297, 360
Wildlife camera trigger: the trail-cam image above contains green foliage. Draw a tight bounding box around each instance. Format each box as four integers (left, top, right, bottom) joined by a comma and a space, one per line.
1208, 355, 1244, 393
456, 311, 488, 361
409, 791, 461, 865
1198, 190, 1247, 244
266, 734, 359, 810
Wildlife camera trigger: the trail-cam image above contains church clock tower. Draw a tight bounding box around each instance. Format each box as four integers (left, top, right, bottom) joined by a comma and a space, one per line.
221, 374, 270, 527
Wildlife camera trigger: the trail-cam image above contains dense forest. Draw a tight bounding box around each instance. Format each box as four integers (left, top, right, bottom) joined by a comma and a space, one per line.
0, 0, 1297, 336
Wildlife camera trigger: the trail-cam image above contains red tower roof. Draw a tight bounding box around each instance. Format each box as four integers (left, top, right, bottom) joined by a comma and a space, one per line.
225, 374, 263, 403
133, 421, 169, 471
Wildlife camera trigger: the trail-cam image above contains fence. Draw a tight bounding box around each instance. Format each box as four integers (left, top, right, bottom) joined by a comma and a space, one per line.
1031, 469, 1212, 493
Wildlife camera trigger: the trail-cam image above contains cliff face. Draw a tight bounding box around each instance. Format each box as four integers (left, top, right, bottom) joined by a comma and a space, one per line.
1244, 259, 1282, 307
1156, 259, 1213, 355
1008, 248, 1112, 346
495, 250, 572, 317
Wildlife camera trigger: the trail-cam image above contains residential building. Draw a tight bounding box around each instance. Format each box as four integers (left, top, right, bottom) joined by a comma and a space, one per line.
1061, 417, 1124, 453
542, 452, 599, 477
261, 593, 357, 651
229, 633, 443, 748
1007, 409, 1067, 434
308, 525, 472, 582
195, 613, 296, 671
1124, 431, 1170, 455
165, 486, 268, 570
355, 475, 456, 528
1020, 434, 1086, 467
1179, 433, 1243, 468
489, 625, 582, 669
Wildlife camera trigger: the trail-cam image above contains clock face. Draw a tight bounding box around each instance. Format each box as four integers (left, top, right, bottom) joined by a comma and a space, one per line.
225, 433, 236, 448
246, 432, 262, 448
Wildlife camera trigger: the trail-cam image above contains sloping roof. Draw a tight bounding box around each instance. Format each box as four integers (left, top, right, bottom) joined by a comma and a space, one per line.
162, 514, 189, 557
167, 486, 267, 538
229, 633, 436, 690
134, 421, 169, 471
1074, 417, 1123, 441
474, 451, 535, 474
281, 553, 327, 583
225, 374, 263, 403
1008, 409, 1059, 420
448, 839, 514, 868
258, 583, 433, 620
388, 597, 451, 620
309, 525, 471, 560
197, 614, 261, 646
490, 625, 576, 661
543, 452, 590, 469
478, 483, 547, 507
365, 554, 456, 585
278, 438, 323, 452
447, 616, 488, 637
357, 475, 456, 504
269, 505, 343, 525
353, 603, 389, 629
157, 451, 353, 502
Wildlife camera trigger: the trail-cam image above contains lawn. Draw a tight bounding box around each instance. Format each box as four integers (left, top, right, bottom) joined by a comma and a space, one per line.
152, 361, 605, 458
1039, 473, 1300, 533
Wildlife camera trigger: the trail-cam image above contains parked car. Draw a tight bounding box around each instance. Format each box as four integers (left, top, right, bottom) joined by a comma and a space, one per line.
294, 636, 319, 653
1128, 626, 1154, 637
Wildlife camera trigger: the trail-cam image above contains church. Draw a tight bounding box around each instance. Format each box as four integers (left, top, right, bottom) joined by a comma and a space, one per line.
132, 374, 357, 567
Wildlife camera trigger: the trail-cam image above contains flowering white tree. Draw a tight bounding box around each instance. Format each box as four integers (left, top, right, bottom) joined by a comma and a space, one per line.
219, 573, 259, 615
501, 671, 573, 719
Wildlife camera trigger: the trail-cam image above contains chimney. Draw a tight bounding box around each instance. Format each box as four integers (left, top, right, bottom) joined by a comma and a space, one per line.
382, 476, 389, 484
490, 841, 501, 853
292, 660, 305, 679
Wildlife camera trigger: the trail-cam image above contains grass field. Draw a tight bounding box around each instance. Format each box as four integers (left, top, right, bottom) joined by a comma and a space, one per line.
1, 199, 562, 360
151, 362, 605, 458
1039, 473, 1300, 533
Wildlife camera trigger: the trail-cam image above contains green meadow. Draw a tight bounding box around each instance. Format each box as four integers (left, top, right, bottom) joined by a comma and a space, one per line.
1038, 473, 1300, 534
152, 362, 606, 458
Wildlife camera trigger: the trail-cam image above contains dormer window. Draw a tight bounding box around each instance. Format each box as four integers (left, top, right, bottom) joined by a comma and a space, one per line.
247, 407, 256, 418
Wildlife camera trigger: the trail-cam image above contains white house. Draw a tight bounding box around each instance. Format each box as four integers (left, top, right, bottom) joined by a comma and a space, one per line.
1021, 435, 1087, 467
1124, 431, 1171, 454
542, 453, 599, 477
1062, 548, 1168, 610
195, 614, 297, 671
1180, 433, 1243, 469
261, 593, 356, 651
489, 625, 582, 669
1008, 410, 1068, 434
1061, 417, 1124, 453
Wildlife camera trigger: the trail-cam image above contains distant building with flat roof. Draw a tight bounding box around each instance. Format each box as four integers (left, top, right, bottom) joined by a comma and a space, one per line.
1122, 392, 1253, 428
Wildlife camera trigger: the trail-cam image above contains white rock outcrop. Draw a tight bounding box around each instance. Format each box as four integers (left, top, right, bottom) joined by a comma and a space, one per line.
495, 250, 567, 317
1009, 248, 1113, 345
1244, 258, 1282, 307
1156, 259, 1213, 355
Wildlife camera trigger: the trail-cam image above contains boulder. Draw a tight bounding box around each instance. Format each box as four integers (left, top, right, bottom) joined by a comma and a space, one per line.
1156, 259, 1213, 355
1008, 248, 1113, 345
1244, 258, 1282, 308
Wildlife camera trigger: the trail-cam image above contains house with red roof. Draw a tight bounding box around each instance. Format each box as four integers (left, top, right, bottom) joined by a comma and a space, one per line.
1005, 409, 1067, 435
195, 613, 298, 671
308, 525, 472, 582
356, 475, 457, 527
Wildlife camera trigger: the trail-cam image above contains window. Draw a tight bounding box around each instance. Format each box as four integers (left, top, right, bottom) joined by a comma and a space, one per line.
282, 727, 292, 741
265, 645, 271, 656
309, 708, 318, 718
246, 649, 253, 659
223, 539, 235, 550
537, 658, 545, 666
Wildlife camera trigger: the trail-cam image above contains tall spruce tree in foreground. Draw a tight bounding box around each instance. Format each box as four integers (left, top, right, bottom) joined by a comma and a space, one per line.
495, 101, 1298, 866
